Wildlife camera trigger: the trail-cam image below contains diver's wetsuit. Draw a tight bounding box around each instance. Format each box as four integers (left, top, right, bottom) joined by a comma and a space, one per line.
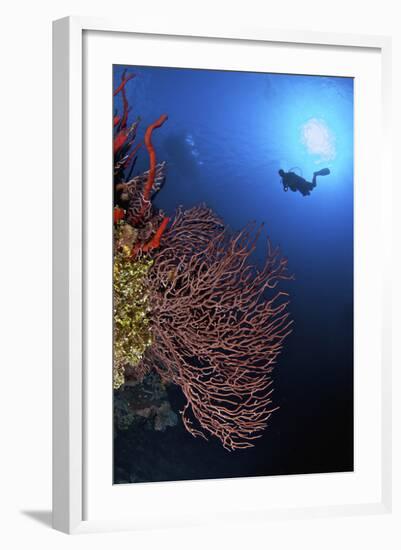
279, 168, 330, 196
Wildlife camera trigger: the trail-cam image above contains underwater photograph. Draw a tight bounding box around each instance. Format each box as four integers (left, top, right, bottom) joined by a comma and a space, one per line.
112, 64, 354, 484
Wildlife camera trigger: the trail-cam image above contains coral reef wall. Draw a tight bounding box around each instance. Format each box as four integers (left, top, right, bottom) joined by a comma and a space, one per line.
113, 71, 293, 450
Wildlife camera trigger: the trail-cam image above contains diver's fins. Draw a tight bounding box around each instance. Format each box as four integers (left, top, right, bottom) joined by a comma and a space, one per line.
314, 168, 330, 176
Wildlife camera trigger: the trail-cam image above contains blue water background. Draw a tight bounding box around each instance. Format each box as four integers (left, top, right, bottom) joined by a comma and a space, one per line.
113, 66, 354, 479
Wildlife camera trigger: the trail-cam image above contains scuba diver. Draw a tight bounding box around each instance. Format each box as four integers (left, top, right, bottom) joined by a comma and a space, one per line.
278, 167, 331, 196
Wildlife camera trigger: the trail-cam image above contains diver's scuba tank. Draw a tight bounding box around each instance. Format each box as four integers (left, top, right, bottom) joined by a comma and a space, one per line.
289, 166, 303, 176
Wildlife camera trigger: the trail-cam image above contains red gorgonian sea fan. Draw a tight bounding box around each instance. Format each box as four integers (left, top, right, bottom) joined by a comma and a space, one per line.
139, 206, 294, 450
113, 70, 294, 451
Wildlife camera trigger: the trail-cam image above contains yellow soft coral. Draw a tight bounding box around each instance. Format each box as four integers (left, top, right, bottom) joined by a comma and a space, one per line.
113, 247, 153, 389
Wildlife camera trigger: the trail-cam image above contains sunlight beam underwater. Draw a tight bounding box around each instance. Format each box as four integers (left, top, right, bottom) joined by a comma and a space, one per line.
301, 118, 336, 162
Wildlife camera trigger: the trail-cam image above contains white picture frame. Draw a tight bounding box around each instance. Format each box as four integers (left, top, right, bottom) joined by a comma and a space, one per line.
52, 16, 392, 534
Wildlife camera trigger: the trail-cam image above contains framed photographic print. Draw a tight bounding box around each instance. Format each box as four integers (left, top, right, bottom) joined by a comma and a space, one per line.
52, 17, 392, 533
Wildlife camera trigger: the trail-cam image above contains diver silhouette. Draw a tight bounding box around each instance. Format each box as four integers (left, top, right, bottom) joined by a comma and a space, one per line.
278, 168, 330, 196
